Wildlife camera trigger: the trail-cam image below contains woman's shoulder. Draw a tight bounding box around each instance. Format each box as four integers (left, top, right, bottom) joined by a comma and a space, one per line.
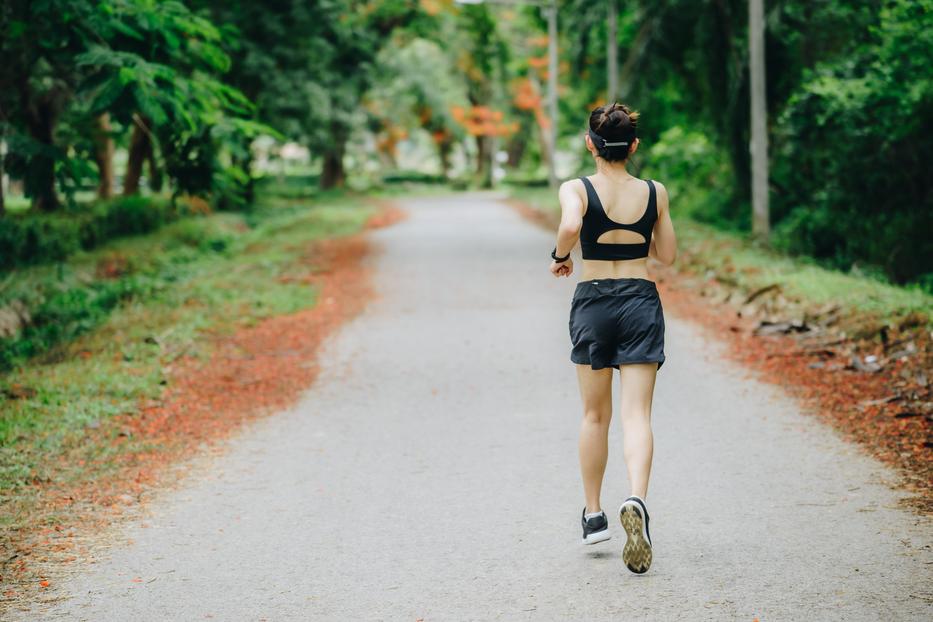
559, 177, 589, 199
558, 178, 589, 212
644, 177, 667, 193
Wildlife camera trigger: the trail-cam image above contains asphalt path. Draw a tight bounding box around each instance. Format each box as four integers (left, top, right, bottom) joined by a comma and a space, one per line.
12, 192, 931, 621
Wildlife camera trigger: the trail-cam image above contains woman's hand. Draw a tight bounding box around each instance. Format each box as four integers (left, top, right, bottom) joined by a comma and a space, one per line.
550, 258, 573, 277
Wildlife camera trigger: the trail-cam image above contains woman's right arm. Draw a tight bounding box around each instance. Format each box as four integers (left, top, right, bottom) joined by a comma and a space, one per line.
550, 180, 585, 277
649, 181, 677, 266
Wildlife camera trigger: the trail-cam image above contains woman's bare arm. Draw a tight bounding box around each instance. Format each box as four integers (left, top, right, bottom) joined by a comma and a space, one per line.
649, 181, 677, 266
550, 180, 585, 277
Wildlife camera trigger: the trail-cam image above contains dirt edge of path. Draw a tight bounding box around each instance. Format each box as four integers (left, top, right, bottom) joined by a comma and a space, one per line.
0, 201, 408, 610
506, 197, 931, 516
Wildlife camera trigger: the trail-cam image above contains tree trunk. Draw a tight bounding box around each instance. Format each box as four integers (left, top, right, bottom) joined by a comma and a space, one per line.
435, 138, 453, 178
749, 0, 770, 238
28, 112, 58, 212
124, 115, 153, 196
0, 131, 5, 217
233, 150, 255, 204
321, 151, 345, 189
93, 113, 115, 199
475, 134, 493, 188
16, 77, 64, 211
146, 145, 162, 193
505, 132, 527, 169
608, 0, 618, 101
320, 123, 347, 190
527, 74, 554, 180
545, 0, 559, 189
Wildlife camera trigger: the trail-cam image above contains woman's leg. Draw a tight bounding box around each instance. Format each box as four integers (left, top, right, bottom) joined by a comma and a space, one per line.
618, 363, 658, 499
576, 364, 614, 514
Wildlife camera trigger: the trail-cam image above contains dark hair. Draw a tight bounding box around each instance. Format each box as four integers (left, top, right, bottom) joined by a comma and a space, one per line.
588, 102, 639, 162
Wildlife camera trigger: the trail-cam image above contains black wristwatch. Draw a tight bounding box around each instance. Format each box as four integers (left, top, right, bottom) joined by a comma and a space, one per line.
551, 247, 571, 263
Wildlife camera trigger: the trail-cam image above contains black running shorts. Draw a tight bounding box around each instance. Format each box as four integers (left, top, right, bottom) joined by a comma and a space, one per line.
569, 277, 666, 371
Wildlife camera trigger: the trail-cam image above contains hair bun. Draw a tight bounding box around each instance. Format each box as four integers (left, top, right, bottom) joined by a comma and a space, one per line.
589, 102, 639, 162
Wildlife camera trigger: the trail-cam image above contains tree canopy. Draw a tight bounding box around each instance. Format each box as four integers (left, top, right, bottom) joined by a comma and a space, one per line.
0, 0, 929, 285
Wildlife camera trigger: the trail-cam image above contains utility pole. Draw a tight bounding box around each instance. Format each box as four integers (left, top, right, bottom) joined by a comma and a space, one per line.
607, 0, 618, 101
749, 0, 769, 239
546, 0, 559, 188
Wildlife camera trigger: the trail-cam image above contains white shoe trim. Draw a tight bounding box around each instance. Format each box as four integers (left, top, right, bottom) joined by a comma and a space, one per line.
582, 529, 612, 545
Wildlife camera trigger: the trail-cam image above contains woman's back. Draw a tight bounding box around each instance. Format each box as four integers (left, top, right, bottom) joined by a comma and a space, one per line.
576, 172, 669, 281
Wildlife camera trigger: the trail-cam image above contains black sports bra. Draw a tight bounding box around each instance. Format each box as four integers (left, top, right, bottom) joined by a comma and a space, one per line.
579, 176, 657, 261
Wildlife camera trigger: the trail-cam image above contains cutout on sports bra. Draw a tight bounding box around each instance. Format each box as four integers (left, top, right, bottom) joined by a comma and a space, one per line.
596, 229, 647, 244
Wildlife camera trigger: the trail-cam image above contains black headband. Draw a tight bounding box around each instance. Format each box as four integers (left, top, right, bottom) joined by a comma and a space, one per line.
588, 128, 631, 149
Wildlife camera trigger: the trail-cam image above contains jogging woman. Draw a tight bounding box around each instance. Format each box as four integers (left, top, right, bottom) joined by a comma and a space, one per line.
549, 103, 677, 574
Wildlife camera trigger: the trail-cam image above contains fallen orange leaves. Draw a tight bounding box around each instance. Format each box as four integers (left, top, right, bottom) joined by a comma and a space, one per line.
1, 203, 406, 603
656, 276, 932, 513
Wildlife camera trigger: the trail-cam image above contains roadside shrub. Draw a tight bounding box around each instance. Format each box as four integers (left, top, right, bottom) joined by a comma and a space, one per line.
770, 0, 933, 283
0, 276, 154, 372
643, 127, 737, 227
0, 196, 178, 271
382, 171, 446, 184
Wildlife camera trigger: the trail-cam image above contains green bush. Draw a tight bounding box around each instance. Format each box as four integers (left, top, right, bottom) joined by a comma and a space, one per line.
0, 276, 157, 372
643, 127, 738, 227
0, 196, 178, 271
382, 170, 447, 184
770, 0, 933, 283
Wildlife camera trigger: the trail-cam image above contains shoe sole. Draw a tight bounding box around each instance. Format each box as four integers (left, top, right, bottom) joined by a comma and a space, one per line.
619, 503, 652, 573
582, 529, 611, 545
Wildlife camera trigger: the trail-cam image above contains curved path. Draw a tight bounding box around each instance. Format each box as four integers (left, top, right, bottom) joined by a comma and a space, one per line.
13, 192, 931, 620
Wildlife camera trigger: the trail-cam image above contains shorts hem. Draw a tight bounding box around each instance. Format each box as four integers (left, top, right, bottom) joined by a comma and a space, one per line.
571, 357, 664, 371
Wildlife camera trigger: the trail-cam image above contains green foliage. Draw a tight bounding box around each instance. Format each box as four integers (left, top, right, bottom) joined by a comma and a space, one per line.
0, 190, 373, 373
2, 0, 927, 284
382, 171, 448, 185
561, 0, 932, 284
0, 196, 177, 271
0, 0, 263, 211
643, 127, 737, 227
771, 0, 933, 283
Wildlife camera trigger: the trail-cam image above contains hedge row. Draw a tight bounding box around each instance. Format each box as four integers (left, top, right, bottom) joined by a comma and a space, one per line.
0, 196, 178, 271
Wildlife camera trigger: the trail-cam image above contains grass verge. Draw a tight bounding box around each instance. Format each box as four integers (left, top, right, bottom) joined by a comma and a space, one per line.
0, 184, 390, 598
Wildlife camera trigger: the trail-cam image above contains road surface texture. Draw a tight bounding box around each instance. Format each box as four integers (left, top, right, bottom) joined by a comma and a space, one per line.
13, 192, 931, 621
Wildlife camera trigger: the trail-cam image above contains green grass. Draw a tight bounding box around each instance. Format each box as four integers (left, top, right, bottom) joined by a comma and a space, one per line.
509, 185, 932, 326
0, 187, 375, 508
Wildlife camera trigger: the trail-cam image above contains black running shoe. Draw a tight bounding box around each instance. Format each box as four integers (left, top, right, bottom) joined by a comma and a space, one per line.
619, 496, 652, 573
581, 507, 611, 545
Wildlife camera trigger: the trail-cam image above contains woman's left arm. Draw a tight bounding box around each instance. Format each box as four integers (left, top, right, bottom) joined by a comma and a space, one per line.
550, 180, 585, 277
648, 181, 677, 266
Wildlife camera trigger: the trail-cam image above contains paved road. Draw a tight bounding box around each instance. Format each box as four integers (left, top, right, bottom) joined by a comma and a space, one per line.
13, 192, 931, 620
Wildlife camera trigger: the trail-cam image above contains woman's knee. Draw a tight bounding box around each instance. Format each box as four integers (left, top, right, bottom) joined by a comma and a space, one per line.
619, 402, 652, 423
582, 407, 611, 426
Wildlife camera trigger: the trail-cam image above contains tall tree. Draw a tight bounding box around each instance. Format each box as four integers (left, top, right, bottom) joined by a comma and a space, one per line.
456, 4, 510, 188
0, 0, 95, 211
748, 0, 769, 238
92, 113, 115, 198
312, 1, 430, 189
